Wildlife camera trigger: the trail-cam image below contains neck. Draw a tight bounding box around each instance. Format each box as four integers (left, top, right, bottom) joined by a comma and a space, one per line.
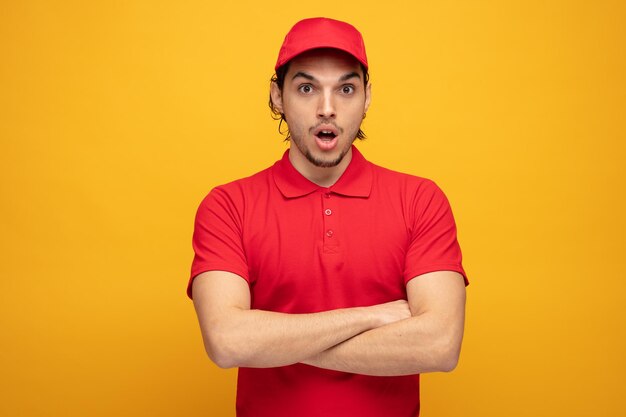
288, 147, 353, 188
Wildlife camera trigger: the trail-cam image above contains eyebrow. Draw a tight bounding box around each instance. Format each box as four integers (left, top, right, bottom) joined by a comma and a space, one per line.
292, 71, 315, 81
291, 71, 362, 82
339, 72, 361, 82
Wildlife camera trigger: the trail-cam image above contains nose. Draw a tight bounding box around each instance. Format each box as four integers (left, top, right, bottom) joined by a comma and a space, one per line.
317, 90, 336, 119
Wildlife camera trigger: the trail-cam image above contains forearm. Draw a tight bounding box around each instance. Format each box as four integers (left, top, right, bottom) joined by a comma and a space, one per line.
192, 271, 411, 369
205, 306, 379, 369
302, 311, 464, 376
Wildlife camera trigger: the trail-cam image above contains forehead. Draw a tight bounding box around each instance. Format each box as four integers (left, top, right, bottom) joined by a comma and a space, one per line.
285, 48, 363, 78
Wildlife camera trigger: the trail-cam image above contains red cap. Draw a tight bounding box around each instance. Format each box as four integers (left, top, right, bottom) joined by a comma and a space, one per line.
275, 17, 368, 71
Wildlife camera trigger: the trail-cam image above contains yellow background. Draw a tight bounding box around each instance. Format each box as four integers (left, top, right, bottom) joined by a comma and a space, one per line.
1, 1, 625, 416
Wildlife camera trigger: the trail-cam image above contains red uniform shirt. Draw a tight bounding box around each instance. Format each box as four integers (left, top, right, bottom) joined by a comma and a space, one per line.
188, 146, 466, 417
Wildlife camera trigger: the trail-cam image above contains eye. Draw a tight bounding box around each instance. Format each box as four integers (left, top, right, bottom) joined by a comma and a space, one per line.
298, 84, 313, 94
341, 85, 355, 94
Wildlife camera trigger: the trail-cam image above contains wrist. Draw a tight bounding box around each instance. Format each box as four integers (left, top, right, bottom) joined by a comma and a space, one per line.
352, 304, 382, 330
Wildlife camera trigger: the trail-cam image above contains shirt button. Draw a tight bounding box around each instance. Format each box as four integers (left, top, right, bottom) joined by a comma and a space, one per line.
326, 230, 334, 237
324, 209, 332, 216
324, 193, 331, 199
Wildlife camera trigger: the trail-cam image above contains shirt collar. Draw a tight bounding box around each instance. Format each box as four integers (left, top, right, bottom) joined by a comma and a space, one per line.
272, 145, 373, 199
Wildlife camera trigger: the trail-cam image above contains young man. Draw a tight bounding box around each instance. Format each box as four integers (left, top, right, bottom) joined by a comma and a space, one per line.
188, 17, 468, 417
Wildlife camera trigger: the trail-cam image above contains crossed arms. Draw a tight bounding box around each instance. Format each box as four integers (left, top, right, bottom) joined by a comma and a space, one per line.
192, 270, 466, 377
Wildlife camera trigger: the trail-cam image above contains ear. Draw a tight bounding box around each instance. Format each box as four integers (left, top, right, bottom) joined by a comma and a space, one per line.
364, 82, 372, 113
270, 81, 284, 114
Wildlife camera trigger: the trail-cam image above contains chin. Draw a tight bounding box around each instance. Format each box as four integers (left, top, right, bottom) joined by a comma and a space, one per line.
291, 132, 355, 169
305, 148, 349, 168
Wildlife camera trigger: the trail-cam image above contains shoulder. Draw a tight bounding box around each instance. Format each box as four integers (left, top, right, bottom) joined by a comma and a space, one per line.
369, 162, 444, 199
367, 162, 454, 226
195, 166, 274, 221
202, 166, 274, 204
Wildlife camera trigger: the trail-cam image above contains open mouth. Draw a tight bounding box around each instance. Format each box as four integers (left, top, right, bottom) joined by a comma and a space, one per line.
312, 125, 340, 151
316, 130, 337, 141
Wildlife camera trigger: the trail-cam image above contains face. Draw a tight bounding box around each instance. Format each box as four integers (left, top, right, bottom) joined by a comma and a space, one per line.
271, 49, 371, 173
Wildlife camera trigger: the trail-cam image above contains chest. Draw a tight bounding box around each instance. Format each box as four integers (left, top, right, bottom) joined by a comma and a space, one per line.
242, 191, 410, 312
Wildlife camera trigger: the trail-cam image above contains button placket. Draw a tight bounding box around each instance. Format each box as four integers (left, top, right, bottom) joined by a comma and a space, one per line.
321, 191, 338, 247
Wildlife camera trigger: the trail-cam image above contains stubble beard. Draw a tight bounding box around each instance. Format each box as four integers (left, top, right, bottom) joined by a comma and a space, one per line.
291, 126, 358, 168
303, 142, 353, 167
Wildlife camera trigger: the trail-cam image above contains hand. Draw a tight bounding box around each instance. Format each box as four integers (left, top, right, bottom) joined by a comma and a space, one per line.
368, 300, 412, 328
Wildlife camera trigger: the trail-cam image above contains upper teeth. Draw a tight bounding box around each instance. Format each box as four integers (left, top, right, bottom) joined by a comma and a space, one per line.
322, 131, 332, 134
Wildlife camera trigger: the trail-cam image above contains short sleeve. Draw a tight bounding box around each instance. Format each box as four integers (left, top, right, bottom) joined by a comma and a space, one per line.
187, 186, 250, 298
403, 180, 468, 286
